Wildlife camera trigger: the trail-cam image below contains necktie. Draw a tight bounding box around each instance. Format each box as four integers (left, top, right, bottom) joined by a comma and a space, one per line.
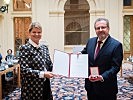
94, 41, 102, 59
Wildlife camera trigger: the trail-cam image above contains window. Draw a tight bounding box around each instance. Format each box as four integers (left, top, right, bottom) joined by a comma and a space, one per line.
123, 16, 130, 52
123, 0, 133, 9
123, 15, 133, 59
123, 0, 131, 6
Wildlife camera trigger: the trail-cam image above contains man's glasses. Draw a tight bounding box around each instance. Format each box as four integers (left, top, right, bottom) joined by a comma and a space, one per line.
95, 26, 107, 30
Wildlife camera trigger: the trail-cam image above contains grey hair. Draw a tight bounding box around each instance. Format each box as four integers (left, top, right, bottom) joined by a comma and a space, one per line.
28, 22, 42, 32
94, 18, 110, 29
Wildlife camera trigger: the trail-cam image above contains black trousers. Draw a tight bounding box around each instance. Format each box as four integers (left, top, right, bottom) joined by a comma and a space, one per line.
43, 78, 53, 100
87, 91, 117, 100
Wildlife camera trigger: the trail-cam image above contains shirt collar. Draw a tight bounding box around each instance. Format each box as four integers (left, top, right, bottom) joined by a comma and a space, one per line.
97, 35, 109, 44
29, 39, 41, 48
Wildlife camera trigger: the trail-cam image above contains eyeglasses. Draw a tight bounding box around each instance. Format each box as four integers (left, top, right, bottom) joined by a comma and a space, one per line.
95, 26, 107, 30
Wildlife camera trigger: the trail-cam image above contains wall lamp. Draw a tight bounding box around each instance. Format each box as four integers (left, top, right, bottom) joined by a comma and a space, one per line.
0, 0, 11, 13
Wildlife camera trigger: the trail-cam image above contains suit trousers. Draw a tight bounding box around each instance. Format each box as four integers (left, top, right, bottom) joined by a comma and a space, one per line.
87, 91, 117, 100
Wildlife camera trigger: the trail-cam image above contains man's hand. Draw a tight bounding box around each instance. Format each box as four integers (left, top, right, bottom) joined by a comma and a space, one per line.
89, 75, 104, 82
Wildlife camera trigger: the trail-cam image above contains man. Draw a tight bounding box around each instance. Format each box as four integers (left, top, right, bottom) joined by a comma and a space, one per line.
81, 18, 123, 100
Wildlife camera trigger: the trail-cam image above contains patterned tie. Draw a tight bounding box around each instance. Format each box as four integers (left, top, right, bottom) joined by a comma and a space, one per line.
94, 41, 102, 59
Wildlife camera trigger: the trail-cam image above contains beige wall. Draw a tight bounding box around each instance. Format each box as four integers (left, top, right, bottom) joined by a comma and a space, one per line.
0, 0, 128, 60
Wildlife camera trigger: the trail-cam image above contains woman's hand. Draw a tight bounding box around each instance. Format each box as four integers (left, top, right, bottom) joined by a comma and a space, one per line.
44, 71, 56, 78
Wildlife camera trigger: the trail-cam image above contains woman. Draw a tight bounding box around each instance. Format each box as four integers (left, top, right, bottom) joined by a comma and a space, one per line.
5, 49, 14, 80
19, 22, 55, 100
5, 49, 14, 61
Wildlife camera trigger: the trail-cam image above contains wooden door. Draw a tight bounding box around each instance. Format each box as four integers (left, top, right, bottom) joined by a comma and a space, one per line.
14, 17, 31, 56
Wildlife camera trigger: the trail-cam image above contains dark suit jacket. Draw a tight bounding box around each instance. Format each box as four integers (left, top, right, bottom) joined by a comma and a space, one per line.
81, 35, 123, 96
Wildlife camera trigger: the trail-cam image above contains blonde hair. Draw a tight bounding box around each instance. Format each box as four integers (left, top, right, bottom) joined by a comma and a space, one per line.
28, 22, 42, 32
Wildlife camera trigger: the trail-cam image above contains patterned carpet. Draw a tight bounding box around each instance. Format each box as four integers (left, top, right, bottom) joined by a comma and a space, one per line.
3, 69, 133, 100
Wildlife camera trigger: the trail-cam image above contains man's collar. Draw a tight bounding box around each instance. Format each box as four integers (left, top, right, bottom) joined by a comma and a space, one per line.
97, 35, 109, 43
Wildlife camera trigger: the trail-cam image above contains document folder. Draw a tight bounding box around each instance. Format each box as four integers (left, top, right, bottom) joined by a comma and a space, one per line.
53, 49, 88, 78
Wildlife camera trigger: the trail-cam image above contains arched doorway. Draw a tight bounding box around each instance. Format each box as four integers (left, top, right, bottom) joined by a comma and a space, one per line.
64, 0, 90, 46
